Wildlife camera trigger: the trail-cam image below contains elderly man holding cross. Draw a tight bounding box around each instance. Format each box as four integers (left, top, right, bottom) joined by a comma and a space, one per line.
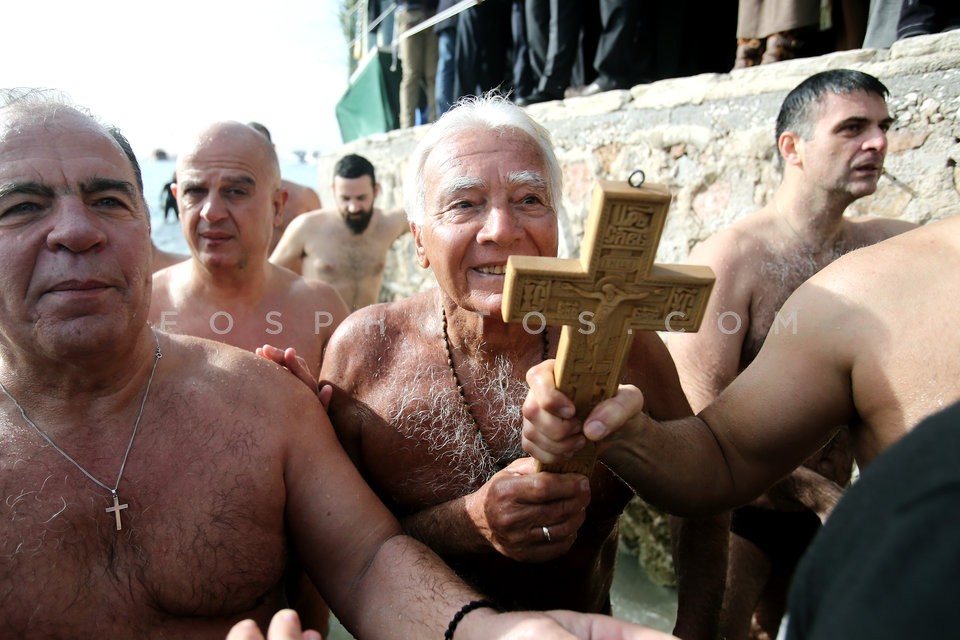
318, 94, 724, 638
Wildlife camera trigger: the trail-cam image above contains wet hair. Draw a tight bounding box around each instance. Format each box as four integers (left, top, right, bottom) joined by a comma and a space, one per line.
775, 69, 889, 148
335, 153, 377, 185
106, 125, 144, 197
1, 87, 146, 200
247, 121, 272, 141
403, 92, 562, 224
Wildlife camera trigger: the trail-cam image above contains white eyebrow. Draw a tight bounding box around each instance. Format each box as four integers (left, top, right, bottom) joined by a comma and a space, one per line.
506, 170, 548, 191
436, 176, 485, 201
447, 176, 485, 192
442, 171, 546, 194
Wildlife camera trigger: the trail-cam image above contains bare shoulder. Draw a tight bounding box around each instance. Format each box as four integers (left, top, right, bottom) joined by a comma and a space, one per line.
148, 261, 193, 317
380, 206, 407, 222
158, 331, 322, 416
275, 264, 347, 307
378, 207, 410, 236
321, 292, 433, 382
688, 213, 774, 277
288, 208, 340, 233
327, 293, 430, 350
150, 263, 173, 293
783, 226, 916, 325
815, 218, 948, 299
846, 215, 918, 243
285, 181, 321, 211
151, 258, 186, 287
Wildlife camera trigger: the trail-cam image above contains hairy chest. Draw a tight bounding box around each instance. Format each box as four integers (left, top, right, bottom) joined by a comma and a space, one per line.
305, 233, 387, 280
351, 359, 523, 508
743, 254, 836, 365
0, 422, 288, 636
352, 357, 630, 516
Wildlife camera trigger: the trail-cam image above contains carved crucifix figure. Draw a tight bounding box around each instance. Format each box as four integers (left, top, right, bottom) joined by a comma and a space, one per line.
503, 180, 715, 475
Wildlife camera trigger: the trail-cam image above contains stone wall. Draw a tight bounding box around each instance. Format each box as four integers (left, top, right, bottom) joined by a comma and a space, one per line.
316, 30, 959, 303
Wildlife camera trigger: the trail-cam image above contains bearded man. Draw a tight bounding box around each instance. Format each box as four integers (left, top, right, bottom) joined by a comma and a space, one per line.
270, 153, 408, 311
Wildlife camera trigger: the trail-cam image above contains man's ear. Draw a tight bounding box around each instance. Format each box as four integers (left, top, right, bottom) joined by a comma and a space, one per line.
374, 181, 382, 201
779, 131, 803, 168
412, 222, 429, 268
273, 188, 290, 227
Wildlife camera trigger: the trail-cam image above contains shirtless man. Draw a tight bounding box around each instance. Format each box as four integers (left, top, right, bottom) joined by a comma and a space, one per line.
0, 88, 673, 640
522, 214, 960, 556
246, 122, 323, 254
666, 69, 916, 639
150, 122, 348, 379
318, 95, 725, 639
270, 153, 408, 311
149, 121, 348, 631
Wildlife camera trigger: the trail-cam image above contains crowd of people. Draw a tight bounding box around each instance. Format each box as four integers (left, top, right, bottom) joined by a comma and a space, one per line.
374, 0, 960, 124
0, 87, 687, 640
0, 55, 955, 640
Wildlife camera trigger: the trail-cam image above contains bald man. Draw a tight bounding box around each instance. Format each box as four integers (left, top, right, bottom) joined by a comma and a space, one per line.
149, 121, 348, 632
150, 122, 348, 379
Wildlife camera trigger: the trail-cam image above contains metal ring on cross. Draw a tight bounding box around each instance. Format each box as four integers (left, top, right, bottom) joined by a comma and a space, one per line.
628, 169, 646, 188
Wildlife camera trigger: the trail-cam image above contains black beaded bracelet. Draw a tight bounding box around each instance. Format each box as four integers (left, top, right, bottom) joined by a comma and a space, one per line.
444, 599, 502, 640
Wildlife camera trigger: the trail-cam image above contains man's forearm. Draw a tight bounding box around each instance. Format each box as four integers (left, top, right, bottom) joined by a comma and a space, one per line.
400, 496, 492, 555
337, 533, 490, 639
599, 414, 743, 517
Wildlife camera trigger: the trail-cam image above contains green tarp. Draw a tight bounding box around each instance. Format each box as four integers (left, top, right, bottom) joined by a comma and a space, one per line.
336, 49, 401, 143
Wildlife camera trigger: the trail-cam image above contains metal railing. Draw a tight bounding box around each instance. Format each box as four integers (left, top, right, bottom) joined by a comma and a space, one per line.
346, 0, 483, 63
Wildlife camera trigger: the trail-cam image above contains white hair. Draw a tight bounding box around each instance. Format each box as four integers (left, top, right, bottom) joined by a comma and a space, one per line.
403, 92, 563, 225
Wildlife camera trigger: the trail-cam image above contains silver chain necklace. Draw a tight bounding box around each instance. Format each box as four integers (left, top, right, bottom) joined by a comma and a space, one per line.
0, 328, 162, 531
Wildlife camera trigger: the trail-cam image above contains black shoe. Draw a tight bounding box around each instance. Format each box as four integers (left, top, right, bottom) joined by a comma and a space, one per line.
522, 89, 563, 105
567, 77, 639, 98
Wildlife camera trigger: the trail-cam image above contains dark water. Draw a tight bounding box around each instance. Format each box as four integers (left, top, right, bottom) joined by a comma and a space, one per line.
327, 547, 678, 639
609, 546, 678, 631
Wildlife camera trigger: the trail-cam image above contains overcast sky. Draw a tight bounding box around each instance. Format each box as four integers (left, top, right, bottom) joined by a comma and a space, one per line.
4, 0, 352, 159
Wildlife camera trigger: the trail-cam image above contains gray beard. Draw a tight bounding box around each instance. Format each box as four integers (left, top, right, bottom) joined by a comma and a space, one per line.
389, 354, 528, 499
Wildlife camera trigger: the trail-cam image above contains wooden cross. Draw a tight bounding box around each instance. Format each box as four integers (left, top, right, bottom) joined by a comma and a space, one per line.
503, 180, 715, 476
106, 493, 128, 531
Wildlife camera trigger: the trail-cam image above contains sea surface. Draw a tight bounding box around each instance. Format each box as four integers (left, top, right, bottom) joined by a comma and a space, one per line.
142, 157, 322, 254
